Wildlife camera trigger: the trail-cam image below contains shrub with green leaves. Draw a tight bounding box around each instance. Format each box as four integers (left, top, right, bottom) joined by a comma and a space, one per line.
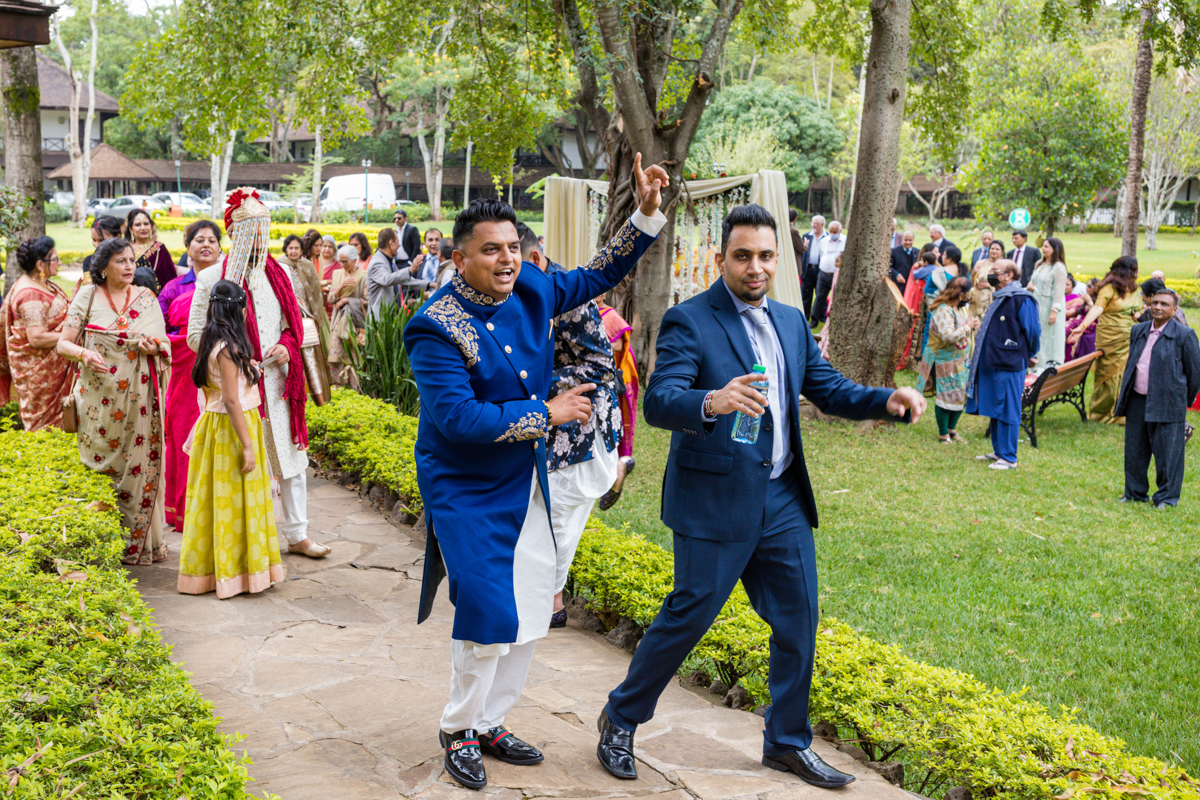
571, 519, 1200, 800
305, 389, 421, 513
0, 429, 256, 798
347, 301, 420, 417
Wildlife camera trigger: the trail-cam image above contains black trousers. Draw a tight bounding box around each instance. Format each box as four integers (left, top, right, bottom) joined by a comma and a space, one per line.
1123, 392, 1187, 506
811, 271, 835, 324
800, 265, 820, 320
605, 472, 817, 756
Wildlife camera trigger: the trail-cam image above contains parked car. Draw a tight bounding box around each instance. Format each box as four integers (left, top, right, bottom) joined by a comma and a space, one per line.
152, 191, 208, 212
96, 195, 168, 219
318, 174, 397, 213
254, 190, 291, 211
86, 197, 117, 214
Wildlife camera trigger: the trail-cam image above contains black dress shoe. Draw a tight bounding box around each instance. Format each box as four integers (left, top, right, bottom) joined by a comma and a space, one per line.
596, 709, 637, 779
550, 609, 567, 629
762, 748, 855, 789
440, 729, 486, 790
480, 726, 544, 765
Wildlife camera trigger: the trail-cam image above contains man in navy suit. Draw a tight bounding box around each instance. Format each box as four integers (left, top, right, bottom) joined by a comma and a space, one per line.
595, 205, 926, 790
889, 230, 917, 284
1006, 230, 1039, 287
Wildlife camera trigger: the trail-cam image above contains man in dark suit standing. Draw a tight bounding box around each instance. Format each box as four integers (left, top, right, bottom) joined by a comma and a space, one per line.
392, 208, 423, 271
889, 230, 917, 284
1116, 288, 1200, 508
799, 214, 825, 319
970, 230, 994, 269
594, 205, 927, 790
1006, 230, 1038, 287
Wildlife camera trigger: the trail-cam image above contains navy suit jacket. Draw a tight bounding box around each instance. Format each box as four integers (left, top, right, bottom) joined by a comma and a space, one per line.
645, 279, 902, 540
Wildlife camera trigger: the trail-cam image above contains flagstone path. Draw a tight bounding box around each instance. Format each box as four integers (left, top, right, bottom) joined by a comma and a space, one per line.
133, 470, 913, 800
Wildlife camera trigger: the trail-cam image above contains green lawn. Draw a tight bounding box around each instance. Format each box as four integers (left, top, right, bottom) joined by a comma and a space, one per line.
596, 373, 1200, 771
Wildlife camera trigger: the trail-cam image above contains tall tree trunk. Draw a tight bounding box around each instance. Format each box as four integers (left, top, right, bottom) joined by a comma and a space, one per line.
1191, 180, 1199, 235
827, 0, 912, 387
1121, 1, 1156, 257
309, 126, 324, 223
463, 138, 473, 207
53, 4, 97, 230
1, 48, 46, 293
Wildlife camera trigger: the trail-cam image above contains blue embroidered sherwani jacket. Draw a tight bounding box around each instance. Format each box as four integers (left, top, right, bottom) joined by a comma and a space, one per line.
405, 212, 664, 644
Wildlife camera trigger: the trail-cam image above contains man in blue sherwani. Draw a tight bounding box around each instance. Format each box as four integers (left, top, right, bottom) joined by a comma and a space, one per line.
594, 205, 927, 790
404, 156, 669, 791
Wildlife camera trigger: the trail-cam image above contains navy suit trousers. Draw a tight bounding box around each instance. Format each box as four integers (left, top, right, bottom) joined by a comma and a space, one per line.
605, 471, 819, 756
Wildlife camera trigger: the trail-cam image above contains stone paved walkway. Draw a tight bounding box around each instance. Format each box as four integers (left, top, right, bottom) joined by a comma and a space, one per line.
133, 471, 911, 800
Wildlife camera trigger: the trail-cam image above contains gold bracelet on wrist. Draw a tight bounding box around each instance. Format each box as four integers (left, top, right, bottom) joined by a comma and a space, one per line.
544, 401, 554, 426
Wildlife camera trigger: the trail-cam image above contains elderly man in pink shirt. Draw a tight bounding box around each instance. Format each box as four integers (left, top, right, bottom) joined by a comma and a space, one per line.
1116, 288, 1200, 508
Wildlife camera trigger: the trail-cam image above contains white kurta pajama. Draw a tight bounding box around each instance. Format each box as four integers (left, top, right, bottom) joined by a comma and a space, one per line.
188, 265, 311, 545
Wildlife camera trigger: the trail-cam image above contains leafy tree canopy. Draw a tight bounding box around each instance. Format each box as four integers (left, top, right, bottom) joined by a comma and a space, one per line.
691, 79, 841, 191
958, 48, 1125, 235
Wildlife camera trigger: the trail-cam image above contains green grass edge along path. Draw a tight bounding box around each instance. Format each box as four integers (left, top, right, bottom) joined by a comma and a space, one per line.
0, 428, 263, 799
307, 389, 1200, 798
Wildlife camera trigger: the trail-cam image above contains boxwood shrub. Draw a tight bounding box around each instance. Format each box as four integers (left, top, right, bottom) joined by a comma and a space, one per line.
305, 389, 421, 513
0, 429, 259, 798
571, 521, 1200, 800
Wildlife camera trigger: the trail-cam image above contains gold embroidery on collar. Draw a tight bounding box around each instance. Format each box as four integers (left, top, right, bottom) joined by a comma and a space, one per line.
453, 274, 508, 306
424, 295, 480, 368
578, 220, 639, 271
494, 411, 547, 443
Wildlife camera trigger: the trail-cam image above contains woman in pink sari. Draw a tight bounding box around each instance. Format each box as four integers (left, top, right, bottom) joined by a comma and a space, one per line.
0, 237, 71, 430
158, 220, 223, 530
597, 301, 639, 510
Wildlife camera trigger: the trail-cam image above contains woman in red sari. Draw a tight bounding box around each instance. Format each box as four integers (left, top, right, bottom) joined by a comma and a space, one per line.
158, 220, 224, 530
126, 208, 177, 292
0, 236, 72, 430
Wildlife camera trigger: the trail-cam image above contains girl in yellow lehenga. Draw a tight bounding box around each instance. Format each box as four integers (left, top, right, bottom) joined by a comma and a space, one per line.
1067, 255, 1141, 424
177, 279, 285, 598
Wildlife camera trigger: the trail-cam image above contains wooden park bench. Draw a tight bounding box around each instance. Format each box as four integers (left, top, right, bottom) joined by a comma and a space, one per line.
1020, 349, 1104, 448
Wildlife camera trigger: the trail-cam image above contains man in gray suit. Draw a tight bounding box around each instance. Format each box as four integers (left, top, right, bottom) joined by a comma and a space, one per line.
367, 228, 409, 318
1116, 288, 1200, 508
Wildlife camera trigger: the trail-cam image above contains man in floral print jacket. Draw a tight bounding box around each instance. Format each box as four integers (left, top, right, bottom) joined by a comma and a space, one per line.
516, 222, 627, 631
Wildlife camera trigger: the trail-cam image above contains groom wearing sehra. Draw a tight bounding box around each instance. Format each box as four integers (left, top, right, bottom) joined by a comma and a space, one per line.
595, 204, 927, 790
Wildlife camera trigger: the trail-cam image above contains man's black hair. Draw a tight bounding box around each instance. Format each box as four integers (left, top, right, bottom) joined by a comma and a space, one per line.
439, 239, 454, 260
943, 245, 962, 265
788, 208, 798, 224
1140, 276, 1167, 297
514, 221, 541, 260
453, 198, 518, 247
1013, 229, 1028, 239
720, 204, 777, 255
1154, 287, 1179, 305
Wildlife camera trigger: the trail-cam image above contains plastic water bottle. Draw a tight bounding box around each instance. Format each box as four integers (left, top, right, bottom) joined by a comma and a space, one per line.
731, 364, 768, 444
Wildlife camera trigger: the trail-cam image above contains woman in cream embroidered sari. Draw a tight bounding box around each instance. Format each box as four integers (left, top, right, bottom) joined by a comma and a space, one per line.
325, 244, 366, 387
59, 238, 172, 565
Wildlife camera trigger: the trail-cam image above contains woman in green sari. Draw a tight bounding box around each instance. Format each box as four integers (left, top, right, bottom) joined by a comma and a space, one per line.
1067, 256, 1140, 424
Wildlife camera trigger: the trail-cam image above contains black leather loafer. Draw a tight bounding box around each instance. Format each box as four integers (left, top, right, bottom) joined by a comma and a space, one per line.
762, 748, 855, 789
596, 709, 637, 780
440, 729, 486, 790
481, 726, 544, 765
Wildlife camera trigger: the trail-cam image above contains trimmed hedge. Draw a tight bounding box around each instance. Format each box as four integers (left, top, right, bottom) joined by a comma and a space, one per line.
305, 389, 421, 513
570, 521, 1200, 800
0, 429, 258, 798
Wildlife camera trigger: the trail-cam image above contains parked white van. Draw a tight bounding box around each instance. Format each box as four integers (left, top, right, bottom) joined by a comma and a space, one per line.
319, 174, 397, 213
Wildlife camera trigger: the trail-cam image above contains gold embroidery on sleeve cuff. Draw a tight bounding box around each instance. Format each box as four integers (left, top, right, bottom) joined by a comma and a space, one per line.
579, 221, 638, 270
494, 411, 548, 443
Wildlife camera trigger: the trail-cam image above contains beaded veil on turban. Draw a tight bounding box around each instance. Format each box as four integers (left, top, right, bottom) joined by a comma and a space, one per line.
223, 188, 271, 287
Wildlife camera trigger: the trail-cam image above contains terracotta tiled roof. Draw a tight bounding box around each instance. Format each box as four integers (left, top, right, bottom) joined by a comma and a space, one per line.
36, 51, 119, 113
46, 142, 155, 180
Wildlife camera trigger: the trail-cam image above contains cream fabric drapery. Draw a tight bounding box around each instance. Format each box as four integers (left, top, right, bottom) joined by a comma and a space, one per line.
544, 170, 801, 310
